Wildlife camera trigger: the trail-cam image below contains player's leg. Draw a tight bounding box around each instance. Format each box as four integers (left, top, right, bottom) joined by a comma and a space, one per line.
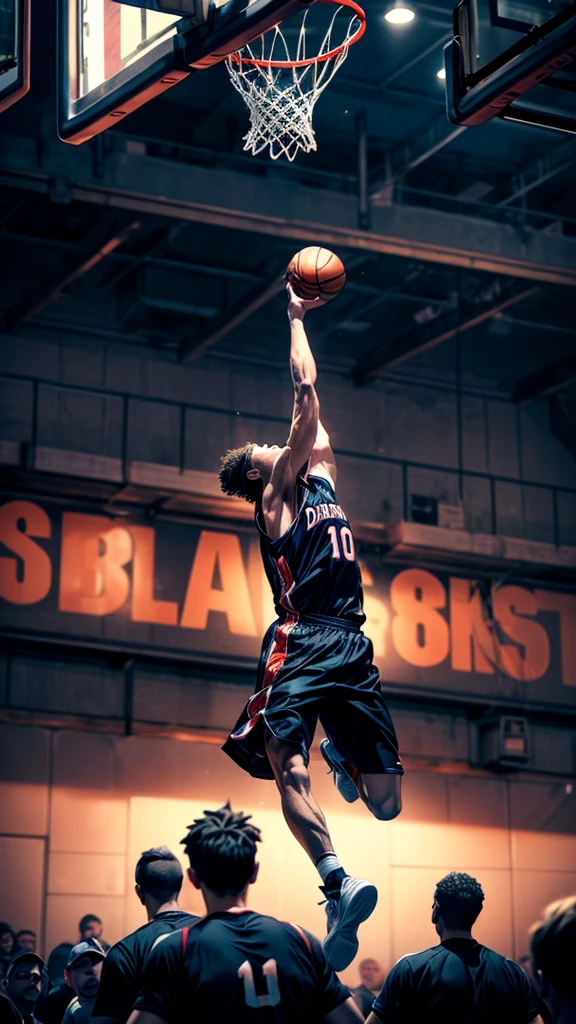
265, 728, 378, 973
319, 631, 404, 819
357, 771, 402, 821
265, 730, 333, 862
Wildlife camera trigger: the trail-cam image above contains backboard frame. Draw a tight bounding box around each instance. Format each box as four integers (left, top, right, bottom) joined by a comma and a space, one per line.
58, 0, 315, 144
0, 0, 30, 114
444, 0, 576, 131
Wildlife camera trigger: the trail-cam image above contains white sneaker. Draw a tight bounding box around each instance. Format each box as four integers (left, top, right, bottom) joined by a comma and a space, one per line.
323, 876, 378, 971
320, 738, 359, 804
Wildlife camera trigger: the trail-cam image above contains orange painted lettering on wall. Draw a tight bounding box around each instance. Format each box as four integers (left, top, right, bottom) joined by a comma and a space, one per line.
390, 568, 450, 667
0, 500, 52, 604
59, 513, 132, 615
450, 577, 495, 675
130, 525, 178, 626
493, 585, 550, 681
535, 590, 576, 686
180, 530, 257, 636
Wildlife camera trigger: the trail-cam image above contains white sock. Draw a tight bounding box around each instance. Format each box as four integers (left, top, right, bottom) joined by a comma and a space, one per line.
316, 853, 344, 884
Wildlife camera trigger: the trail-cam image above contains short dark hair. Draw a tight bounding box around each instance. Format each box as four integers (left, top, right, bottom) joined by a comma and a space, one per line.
219, 443, 262, 504
530, 895, 576, 999
135, 847, 183, 899
181, 802, 261, 896
78, 914, 101, 932
16, 931, 36, 939
434, 872, 484, 929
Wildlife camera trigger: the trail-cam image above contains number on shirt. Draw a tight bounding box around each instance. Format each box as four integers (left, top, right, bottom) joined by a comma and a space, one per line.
327, 525, 355, 561
238, 959, 281, 1008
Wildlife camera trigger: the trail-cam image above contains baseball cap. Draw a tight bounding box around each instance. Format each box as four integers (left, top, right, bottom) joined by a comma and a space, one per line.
66, 941, 106, 969
6, 951, 45, 977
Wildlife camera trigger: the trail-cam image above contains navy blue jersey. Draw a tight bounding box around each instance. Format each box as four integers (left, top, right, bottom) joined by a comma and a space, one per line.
256, 473, 364, 624
134, 910, 349, 1024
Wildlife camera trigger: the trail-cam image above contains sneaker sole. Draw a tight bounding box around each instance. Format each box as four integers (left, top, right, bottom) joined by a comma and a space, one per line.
323, 880, 378, 972
320, 741, 359, 804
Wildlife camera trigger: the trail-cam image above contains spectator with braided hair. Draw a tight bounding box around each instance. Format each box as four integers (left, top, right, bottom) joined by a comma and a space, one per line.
366, 872, 545, 1024
128, 802, 362, 1024
530, 895, 576, 1023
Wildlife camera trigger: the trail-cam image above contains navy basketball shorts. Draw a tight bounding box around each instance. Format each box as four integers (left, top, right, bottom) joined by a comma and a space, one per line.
222, 613, 404, 781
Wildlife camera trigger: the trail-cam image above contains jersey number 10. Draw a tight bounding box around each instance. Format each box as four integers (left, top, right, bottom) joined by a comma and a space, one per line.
327, 525, 356, 561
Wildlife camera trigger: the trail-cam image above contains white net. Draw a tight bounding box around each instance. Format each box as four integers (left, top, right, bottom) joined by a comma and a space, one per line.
225, 5, 362, 161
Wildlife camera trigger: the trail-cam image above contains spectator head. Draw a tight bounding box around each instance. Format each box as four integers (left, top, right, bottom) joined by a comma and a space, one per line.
0, 925, 16, 958
181, 802, 261, 897
78, 916, 103, 942
432, 872, 485, 936
530, 895, 576, 1019
134, 847, 183, 908
3, 951, 45, 1013
64, 943, 105, 1001
46, 943, 73, 986
16, 931, 37, 953
359, 958, 386, 993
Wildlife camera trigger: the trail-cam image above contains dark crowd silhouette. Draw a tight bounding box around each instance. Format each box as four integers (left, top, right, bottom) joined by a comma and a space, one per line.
1, 804, 574, 1024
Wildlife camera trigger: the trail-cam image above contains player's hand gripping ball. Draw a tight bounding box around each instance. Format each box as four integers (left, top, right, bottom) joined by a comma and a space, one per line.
287, 246, 346, 302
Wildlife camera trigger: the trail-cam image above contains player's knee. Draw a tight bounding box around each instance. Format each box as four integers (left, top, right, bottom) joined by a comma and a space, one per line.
279, 757, 310, 796
368, 793, 402, 821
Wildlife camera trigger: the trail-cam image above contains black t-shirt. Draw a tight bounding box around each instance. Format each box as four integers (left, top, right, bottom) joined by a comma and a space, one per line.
0, 994, 22, 1024
372, 939, 541, 1024
134, 909, 349, 1023
33, 983, 74, 1024
92, 911, 199, 1023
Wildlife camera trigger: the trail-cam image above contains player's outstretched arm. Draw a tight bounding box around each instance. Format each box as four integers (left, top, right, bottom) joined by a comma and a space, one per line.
285, 283, 322, 473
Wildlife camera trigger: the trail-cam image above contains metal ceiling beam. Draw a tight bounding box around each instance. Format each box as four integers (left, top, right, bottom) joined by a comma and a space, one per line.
370, 115, 466, 203
355, 284, 540, 383
180, 269, 286, 363
498, 135, 576, 207
3, 220, 141, 332
513, 355, 576, 403
2, 153, 576, 285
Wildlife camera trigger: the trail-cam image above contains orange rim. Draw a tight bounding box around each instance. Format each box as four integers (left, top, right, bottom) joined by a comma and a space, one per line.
228, 0, 366, 69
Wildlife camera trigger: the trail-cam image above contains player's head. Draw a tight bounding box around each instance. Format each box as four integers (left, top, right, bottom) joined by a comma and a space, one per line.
432, 872, 484, 935
530, 895, 576, 1013
134, 846, 183, 907
180, 802, 261, 898
219, 443, 283, 502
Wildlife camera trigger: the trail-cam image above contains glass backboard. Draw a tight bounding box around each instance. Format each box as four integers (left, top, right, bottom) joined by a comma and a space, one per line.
445, 0, 576, 132
0, 0, 30, 113
59, 0, 316, 144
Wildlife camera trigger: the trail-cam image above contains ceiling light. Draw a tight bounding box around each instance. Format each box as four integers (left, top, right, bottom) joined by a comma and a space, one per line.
384, 5, 415, 24
437, 67, 446, 79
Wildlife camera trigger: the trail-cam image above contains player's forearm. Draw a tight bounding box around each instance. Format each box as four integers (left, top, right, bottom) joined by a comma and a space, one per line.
289, 312, 317, 390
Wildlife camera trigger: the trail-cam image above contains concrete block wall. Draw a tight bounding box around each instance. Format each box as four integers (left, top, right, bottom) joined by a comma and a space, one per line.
1, 722, 576, 988
1, 333, 576, 541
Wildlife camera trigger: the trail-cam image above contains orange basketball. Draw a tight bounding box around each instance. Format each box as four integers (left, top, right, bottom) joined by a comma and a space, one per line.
287, 246, 346, 302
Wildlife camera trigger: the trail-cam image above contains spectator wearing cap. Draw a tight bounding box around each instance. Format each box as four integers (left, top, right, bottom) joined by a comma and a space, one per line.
366, 872, 546, 1024
78, 920, 109, 955
530, 895, 576, 1024
61, 944, 105, 1024
14, 938, 36, 958
92, 847, 199, 1024
1, 951, 45, 1024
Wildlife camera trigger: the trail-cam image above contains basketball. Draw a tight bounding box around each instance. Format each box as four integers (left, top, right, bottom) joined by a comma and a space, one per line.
287, 246, 346, 302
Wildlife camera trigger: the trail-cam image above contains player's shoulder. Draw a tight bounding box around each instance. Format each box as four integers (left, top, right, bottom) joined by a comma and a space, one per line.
392, 943, 446, 972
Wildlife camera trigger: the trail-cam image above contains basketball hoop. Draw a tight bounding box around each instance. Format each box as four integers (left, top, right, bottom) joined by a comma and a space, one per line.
225, 0, 366, 161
